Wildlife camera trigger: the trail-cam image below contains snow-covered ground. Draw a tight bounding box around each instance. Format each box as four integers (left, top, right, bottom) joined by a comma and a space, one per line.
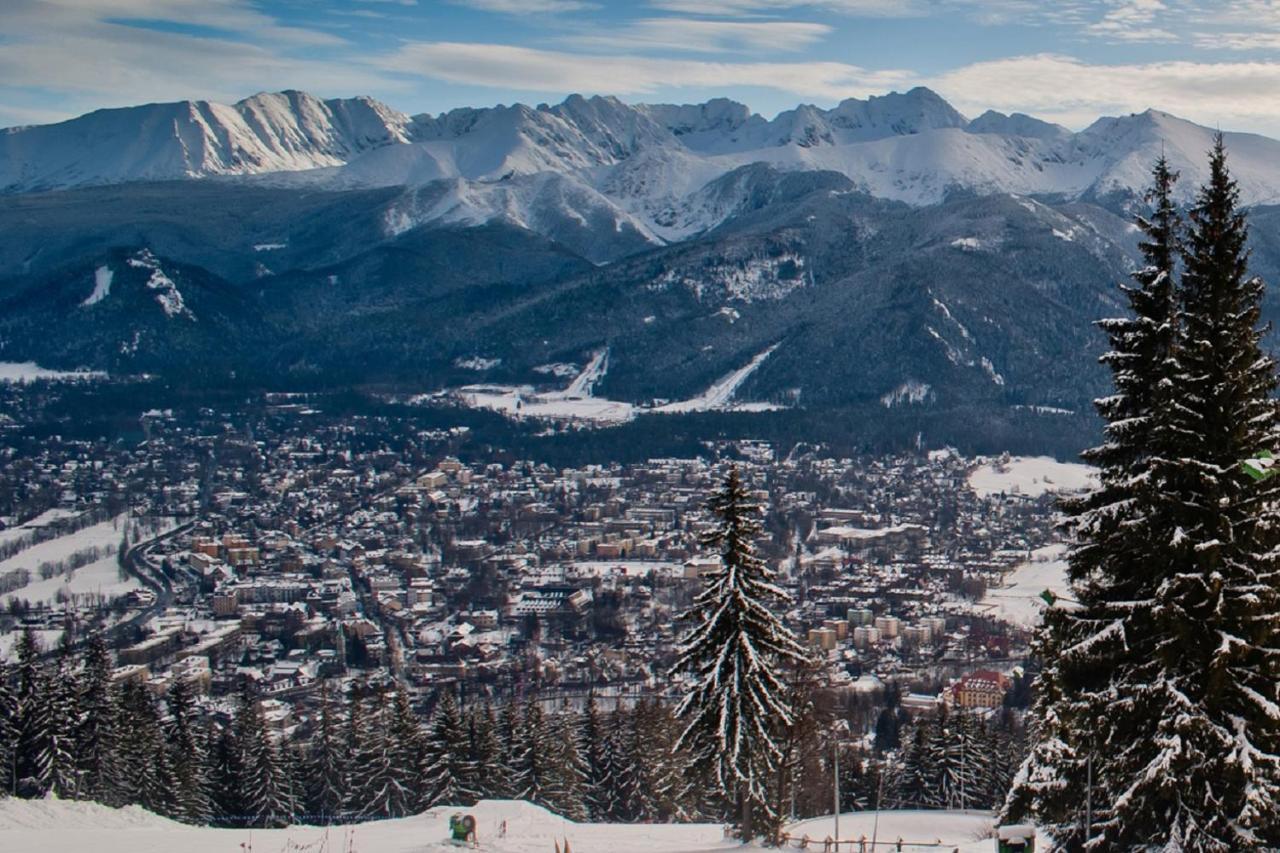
968, 455, 1096, 498
0, 362, 106, 383
0, 509, 80, 548
455, 345, 781, 425
0, 514, 183, 613
979, 543, 1070, 627
0, 798, 1008, 853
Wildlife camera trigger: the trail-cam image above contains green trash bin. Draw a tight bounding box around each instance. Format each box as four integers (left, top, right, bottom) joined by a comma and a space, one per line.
996, 825, 1035, 852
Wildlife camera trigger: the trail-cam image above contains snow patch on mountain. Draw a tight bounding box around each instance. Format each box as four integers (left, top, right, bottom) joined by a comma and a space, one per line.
127, 250, 193, 320
82, 265, 113, 307
651, 253, 808, 303
881, 380, 934, 407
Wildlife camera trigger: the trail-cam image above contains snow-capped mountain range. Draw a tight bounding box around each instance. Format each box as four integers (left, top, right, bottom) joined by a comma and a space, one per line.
7, 87, 1280, 456
6, 87, 1280, 248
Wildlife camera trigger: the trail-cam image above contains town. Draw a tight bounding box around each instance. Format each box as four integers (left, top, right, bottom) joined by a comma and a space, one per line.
0, 378, 1083, 739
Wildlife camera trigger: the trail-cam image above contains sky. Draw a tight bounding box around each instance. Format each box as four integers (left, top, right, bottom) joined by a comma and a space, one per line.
4, 0, 1280, 134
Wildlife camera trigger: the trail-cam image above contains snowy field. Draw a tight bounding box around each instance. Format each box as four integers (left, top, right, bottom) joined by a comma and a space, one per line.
0, 509, 80, 548
0, 362, 105, 383
968, 456, 1096, 498
454, 345, 781, 426
0, 514, 130, 597
979, 543, 1070, 627
0, 798, 1008, 853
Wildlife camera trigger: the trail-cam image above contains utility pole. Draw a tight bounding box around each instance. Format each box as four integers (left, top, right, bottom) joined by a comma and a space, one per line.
832, 718, 850, 847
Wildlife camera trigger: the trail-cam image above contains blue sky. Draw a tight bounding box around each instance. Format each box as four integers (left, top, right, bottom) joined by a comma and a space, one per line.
4, 0, 1280, 133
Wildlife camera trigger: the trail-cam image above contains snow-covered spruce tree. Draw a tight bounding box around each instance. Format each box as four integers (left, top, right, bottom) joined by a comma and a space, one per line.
1007, 140, 1280, 849
423, 690, 475, 808
12, 628, 51, 797
76, 634, 124, 806
166, 677, 213, 824
893, 725, 930, 809
305, 682, 349, 821
672, 467, 810, 840
467, 702, 507, 801
117, 680, 177, 816
1002, 154, 1186, 843
1125, 135, 1280, 848
514, 697, 554, 808
542, 707, 588, 821
353, 688, 413, 818
43, 650, 80, 798
0, 658, 16, 797
233, 686, 295, 827
387, 688, 429, 813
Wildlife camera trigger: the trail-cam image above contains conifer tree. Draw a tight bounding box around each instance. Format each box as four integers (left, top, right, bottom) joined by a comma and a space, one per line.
542, 707, 588, 821
0, 659, 16, 797
166, 678, 212, 824
208, 720, 243, 826
12, 629, 51, 796
672, 468, 810, 839
43, 650, 80, 798
385, 688, 427, 813
514, 698, 554, 808
233, 687, 294, 827
117, 680, 177, 816
494, 699, 521, 800
580, 696, 608, 820
423, 690, 475, 808
305, 682, 349, 821
894, 726, 930, 809
467, 702, 506, 801
76, 635, 123, 805
1007, 140, 1280, 849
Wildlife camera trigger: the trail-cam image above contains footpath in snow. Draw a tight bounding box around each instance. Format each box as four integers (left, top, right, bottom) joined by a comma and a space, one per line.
0, 798, 1006, 853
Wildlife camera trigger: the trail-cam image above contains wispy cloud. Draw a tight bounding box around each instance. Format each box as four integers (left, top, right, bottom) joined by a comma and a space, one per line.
933, 53, 1280, 130
647, 0, 925, 17
0, 0, 402, 121
451, 0, 596, 13
1084, 0, 1176, 42
563, 17, 833, 53
376, 41, 914, 99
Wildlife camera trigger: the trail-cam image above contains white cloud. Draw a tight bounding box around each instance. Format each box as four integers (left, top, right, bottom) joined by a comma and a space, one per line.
563, 17, 833, 53
932, 53, 1280, 132
451, 0, 595, 12
0, 0, 401, 118
647, 0, 925, 16
376, 41, 914, 99
1084, 0, 1176, 42
1195, 31, 1280, 50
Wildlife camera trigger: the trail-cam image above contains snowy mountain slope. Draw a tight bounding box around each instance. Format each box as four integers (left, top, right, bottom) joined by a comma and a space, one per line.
0, 90, 410, 192
8, 87, 1280, 238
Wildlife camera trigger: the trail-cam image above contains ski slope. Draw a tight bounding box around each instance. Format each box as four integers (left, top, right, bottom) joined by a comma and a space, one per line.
0, 798, 1011, 853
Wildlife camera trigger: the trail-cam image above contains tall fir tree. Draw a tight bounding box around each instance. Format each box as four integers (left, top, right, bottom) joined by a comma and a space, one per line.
672, 467, 810, 840
467, 702, 507, 801
305, 682, 349, 821
166, 678, 212, 824
542, 707, 588, 821
514, 698, 554, 809
117, 680, 177, 816
423, 690, 475, 809
385, 688, 428, 814
76, 635, 123, 805
43, 650, 80, 798
0, 659, 16, 797
1007, 140, 1280, 849
12, 629, 51, 796
233, 686, 295, 827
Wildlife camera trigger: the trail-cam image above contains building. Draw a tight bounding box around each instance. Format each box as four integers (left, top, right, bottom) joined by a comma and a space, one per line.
950, 669, 1012, 709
